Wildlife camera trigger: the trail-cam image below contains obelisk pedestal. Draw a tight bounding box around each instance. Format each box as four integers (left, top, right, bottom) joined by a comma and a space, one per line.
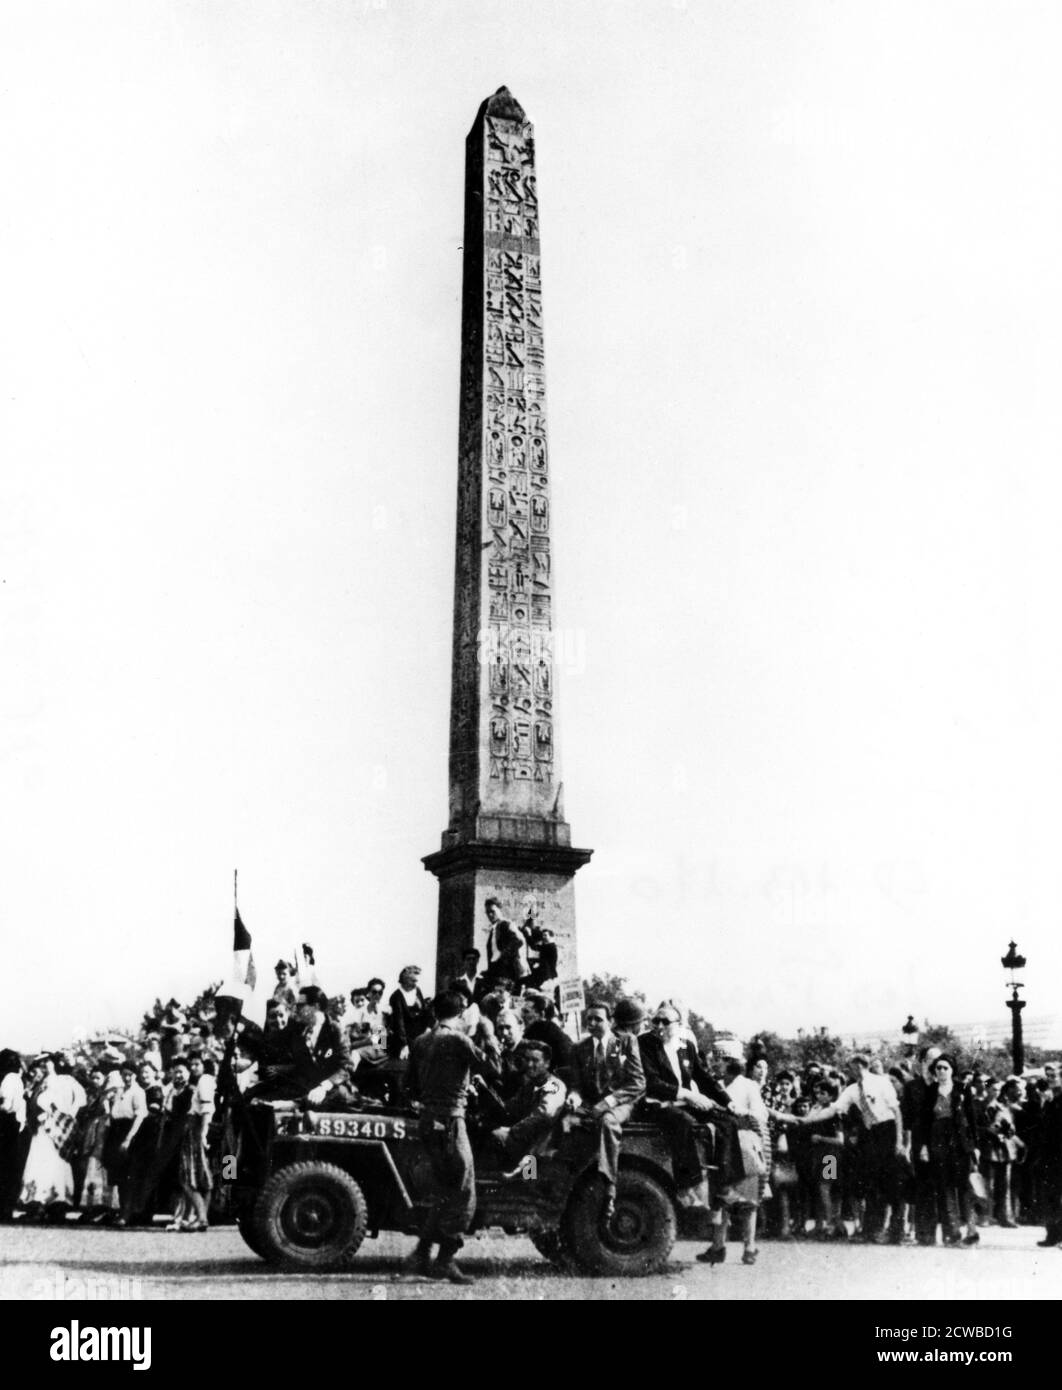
424, 87, 592, 995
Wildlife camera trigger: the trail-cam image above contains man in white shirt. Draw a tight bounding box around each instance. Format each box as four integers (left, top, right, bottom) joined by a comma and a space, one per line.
779, 1053, 905, 1243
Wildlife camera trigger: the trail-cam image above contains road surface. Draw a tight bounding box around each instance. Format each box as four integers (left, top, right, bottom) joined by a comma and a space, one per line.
2, 1221, 1059, 1302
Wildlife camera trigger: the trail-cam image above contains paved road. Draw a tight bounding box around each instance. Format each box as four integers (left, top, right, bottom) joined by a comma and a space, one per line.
3, 1223, 1061, 1301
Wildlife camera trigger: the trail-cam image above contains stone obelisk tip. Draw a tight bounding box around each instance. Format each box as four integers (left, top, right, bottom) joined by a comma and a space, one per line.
478, 86, 526, 124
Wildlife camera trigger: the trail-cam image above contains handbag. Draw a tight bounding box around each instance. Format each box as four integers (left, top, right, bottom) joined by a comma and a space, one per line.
770, 1157, 798, 1189
738, 1127, 766, 1178
968, 1168, 989, 1205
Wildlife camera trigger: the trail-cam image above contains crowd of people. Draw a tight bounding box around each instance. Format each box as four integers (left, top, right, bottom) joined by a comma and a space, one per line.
0, 1045, 217, 1232
3, 917, 1061, 1283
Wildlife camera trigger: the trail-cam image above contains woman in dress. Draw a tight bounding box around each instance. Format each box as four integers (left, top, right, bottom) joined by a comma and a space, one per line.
0, 1050, 26, 1223
697, 1056, 770, 1266
77, 1067, 119, 1223
122, 1060, 165, 1226
154, 1058, 193, 1229
915, 1054, 978, 1246
177, 1056, 215, 1231
20, 1054, 85, 1221
387, 966, 429, 1060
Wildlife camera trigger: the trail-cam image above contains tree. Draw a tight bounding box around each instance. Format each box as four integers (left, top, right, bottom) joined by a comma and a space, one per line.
745, 1030, 789, 1072
687, 1009, 717, 1057
792, 1027, 844, 1071
582, 973, 645, 1014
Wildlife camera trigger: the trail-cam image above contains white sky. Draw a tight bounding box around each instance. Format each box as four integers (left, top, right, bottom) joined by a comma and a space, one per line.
3, 1, 1061, 1051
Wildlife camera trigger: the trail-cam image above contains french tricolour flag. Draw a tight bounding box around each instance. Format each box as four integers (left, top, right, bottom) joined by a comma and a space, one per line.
234, 908, 257, 990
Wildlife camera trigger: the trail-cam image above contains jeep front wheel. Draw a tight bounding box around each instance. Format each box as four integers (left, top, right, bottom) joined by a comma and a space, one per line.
529, 1228, 574, 1271
251, 1161, 368, 1269
564, 1170, 676, 1276
237, 1209, 268, 1259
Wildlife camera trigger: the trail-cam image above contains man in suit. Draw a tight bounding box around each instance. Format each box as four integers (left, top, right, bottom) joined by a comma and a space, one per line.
483, 898, 530, 990
564, 1003, 645, 1213
638, 1005, 730, 1200
253, 985, 357, 1106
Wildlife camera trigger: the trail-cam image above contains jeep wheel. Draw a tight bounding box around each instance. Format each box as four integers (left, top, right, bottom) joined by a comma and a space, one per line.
251, 1161, 368, 1269
529, 1228, 574, 1271
564, 1170, 676, 1276
237, 1210, 268, 1259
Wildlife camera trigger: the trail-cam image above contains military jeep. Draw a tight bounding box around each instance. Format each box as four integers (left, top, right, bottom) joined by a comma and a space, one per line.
229, 1098, 715, 1276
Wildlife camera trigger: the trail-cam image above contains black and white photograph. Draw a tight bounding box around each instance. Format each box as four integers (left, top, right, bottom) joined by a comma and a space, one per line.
3, 0, 1062, 1354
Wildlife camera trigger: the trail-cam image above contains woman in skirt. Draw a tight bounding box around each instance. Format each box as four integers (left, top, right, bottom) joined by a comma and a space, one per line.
78, 1067, 119, 1223
175, 1056, 215, 1231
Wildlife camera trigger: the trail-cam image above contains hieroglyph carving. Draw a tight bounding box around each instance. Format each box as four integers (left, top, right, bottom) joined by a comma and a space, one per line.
482, 115, 554, 787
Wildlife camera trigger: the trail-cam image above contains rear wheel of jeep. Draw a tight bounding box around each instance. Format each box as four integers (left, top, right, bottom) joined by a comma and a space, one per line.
529, 1228, 574, 1271
564, 1169, 676, 1276
251, 1161, 368, 1269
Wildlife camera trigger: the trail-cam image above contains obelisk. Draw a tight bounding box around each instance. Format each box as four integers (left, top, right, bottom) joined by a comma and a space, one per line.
424, 87, 592, 996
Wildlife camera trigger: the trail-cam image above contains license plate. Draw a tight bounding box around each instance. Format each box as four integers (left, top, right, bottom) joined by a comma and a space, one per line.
306, 1113, 410, 1141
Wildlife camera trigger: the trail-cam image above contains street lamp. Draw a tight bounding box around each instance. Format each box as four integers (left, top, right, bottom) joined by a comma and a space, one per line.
1001, 940, 1027, 1075
901, 1014, 919, 1057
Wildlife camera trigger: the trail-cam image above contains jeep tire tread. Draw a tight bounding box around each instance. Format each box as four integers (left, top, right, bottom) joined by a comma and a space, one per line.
564, 1169, 676, 1276
251, 1160, 369, 1269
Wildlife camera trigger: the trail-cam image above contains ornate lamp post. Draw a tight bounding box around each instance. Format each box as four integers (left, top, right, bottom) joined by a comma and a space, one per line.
1001, 940, 1027, 1075
901, 1014, 919, 1058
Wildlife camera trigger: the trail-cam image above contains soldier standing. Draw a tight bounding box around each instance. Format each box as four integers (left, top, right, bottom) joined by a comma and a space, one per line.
406, 989, 501, 1284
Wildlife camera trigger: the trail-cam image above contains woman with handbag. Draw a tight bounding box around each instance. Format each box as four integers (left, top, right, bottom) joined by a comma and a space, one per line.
697, 1056, 769, 1266
914, 1054, 978, 1247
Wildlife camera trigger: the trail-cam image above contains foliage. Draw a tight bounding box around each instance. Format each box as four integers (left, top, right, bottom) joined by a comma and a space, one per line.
582, 973, 645, 1013
686, 1009, 716, 1056
791, 1027, 844, 1070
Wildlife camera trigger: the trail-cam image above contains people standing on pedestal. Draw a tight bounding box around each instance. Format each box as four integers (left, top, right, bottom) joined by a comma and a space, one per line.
483, 899, 530, 991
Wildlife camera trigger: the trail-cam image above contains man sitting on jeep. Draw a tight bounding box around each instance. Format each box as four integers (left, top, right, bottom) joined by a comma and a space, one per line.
248, 985, 358, 1108
490, 1041, 567, 1175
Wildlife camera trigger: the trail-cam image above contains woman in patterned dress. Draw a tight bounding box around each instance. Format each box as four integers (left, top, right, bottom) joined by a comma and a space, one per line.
77, 1067, 119, 1222
175, 1056, 215, 1231
20, 1054, 85, 1220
